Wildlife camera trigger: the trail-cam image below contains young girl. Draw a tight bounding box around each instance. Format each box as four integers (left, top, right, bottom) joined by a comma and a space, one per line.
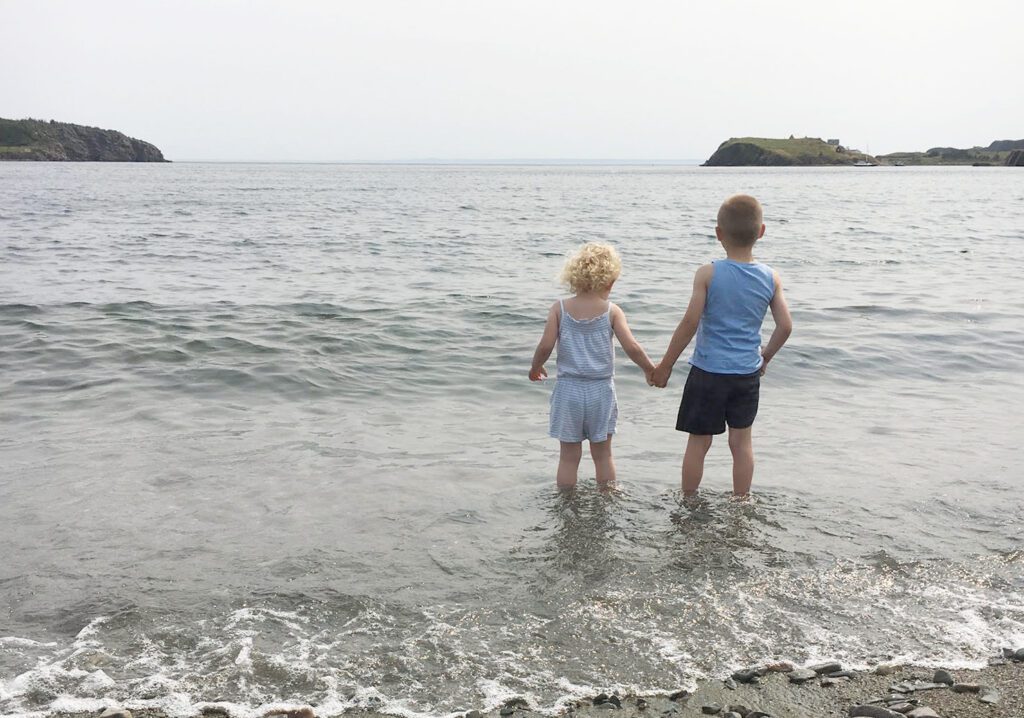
529, 243, 655, 488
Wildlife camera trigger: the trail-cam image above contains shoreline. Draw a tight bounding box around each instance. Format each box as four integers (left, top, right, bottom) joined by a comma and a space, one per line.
43, 654, 1024, 718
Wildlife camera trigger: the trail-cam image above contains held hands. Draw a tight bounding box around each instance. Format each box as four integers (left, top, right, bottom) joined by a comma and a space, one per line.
529, 364, 548, 382
648, 362, 671, 388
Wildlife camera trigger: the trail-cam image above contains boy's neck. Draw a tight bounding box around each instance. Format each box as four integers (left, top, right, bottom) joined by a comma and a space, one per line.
723, 246, 754, 263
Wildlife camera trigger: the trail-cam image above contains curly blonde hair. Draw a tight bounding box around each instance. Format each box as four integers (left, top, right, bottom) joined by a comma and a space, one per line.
559, 242, 622, 294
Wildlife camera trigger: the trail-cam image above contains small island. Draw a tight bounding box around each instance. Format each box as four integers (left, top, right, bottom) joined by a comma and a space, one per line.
704, 135, 1024, 167
0, 117, 167, 162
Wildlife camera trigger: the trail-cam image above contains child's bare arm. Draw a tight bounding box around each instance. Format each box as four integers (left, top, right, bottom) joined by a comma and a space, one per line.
652, 264, 712, 386
610, 304, 655, 376
529, 301, 560, 381
760, 272, 793, 374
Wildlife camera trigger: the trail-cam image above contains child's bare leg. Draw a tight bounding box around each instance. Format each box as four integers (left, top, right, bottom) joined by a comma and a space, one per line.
557, 441, 583, 488
682, 434, 713, 495
589, 436, 616, 486
727, 426, 754, 497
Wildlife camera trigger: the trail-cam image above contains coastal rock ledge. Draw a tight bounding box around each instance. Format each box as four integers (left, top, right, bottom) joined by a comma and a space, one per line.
0, 117, 167, 161
703, 136, 876, 166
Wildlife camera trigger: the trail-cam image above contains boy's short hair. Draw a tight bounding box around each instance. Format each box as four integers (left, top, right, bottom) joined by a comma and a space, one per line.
560, 242, 621, 294
717, 194, 763, 246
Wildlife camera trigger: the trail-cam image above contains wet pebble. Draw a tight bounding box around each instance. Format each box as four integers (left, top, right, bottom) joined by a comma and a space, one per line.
1015, 647, 1024, 661
701, 705, 722, 715
849, 707, 902, 718
636, 699, 648, 711
950, 683, 980, 693
905, 709, 939, 718
465, 711, 483, 718
978, 687, 1000, 705
99, 710, 133, 718
668, 689, 691, 702
809, 661, 842, 674
723, 713, 742, 718
726, 705, 751, 717
730, 669, 759, 684
500, 708, 516, 716
787, 668, 816, 684
931, 670, 953, 685
829, 670, 857, 679
722, 677, 737, 690
874, 664, 900, 676
596, 703, 616, 710
887, 704, 915, 714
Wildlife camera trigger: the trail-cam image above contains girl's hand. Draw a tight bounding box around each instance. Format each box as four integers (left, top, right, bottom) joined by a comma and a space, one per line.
529, 365, 548, 381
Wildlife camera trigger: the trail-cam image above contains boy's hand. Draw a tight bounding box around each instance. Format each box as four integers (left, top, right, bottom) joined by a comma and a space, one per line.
529, 365, 548, 382
651, 363, 671, 388
759, 356, 770, 376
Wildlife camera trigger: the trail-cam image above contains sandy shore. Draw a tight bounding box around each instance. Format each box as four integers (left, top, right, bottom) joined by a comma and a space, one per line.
51, 658, 1024, 718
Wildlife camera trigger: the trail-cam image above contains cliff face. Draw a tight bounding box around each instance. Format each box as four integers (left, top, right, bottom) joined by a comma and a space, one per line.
0, 118, 167, 161
988, 139, 1024, 152
703, 137, 876, 166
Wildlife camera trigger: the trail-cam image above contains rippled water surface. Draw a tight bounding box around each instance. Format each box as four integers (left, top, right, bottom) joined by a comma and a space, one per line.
1, 163, 1023, 717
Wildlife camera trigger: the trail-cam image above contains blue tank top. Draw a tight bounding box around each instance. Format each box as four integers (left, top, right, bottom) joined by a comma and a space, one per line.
690, 259, 776, 375
555, 300, 614, 380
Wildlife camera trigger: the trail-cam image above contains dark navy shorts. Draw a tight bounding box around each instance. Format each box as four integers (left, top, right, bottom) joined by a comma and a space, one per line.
676, 365, 760, 435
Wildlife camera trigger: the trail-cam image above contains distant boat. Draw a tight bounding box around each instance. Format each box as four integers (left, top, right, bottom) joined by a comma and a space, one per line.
852, 160, 879, 167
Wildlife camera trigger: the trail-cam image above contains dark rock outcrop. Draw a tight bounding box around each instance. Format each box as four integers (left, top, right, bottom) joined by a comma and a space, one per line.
0, 117, 167, 161
988, 139, 1024, 151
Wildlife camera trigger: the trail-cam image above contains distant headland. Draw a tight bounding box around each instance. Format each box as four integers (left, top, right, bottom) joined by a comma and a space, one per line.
704, 136, 1024, 167
0, 118, 167, 162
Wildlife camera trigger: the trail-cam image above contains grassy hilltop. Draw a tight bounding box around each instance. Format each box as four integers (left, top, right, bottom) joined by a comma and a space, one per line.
703, 137, 876, 166
0, 118, 167, 161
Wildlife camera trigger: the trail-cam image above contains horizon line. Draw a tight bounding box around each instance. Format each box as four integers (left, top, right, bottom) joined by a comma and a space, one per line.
166, 158, 706, 165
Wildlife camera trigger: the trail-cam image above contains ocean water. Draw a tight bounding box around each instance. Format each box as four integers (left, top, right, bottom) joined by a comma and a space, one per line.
1, 163, 1022, 717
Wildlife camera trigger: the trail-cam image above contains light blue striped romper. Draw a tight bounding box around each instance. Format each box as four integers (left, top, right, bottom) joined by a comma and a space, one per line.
549, 300, 617, 443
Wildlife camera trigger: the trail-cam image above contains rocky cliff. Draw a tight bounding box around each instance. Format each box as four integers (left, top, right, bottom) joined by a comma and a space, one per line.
0, 118, 167, 161
703, 137, 876, 166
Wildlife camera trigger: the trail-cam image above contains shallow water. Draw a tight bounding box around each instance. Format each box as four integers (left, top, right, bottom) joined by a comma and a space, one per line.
1, 163, 1022, 717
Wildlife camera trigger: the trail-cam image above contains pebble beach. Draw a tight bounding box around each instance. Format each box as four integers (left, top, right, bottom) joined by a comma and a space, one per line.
53, 653, 1024, 718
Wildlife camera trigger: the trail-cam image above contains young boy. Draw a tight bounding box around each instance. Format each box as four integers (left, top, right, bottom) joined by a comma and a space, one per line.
650, 195, 792, 497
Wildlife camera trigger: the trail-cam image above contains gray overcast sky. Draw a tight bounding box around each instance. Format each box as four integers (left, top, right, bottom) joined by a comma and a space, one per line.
3, 0, 1022, 161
